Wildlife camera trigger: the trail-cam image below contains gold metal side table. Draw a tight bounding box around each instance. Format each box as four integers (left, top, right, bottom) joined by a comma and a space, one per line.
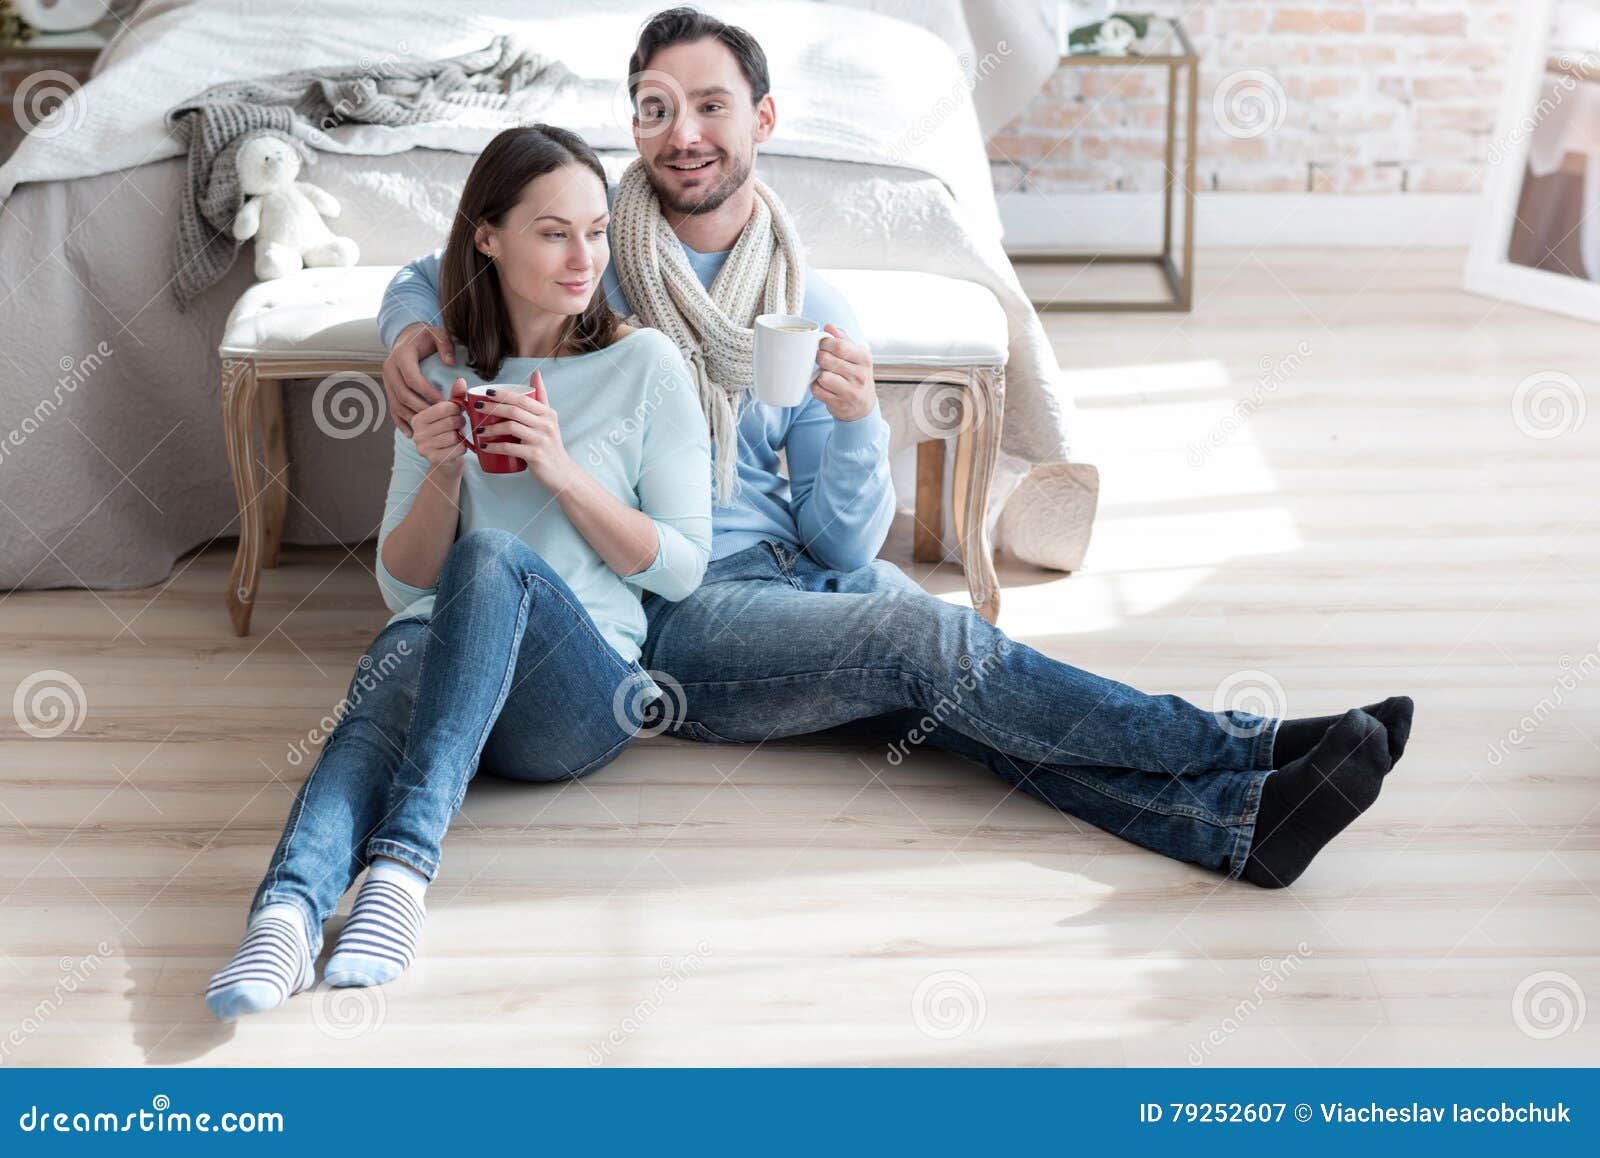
1006, 16, 1199, 313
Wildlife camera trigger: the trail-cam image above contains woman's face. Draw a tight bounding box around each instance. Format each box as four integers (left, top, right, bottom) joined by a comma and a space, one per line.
475, 163, 610, 317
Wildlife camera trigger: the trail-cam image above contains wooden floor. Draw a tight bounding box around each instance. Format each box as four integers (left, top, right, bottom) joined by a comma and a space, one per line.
2, 248, 1597, 1066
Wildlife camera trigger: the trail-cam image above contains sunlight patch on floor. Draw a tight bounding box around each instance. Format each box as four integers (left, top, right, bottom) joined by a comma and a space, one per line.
1003, 358, 1304, 629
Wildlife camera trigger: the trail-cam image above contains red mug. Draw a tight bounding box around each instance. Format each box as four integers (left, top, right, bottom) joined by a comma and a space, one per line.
453, 383, 531, 474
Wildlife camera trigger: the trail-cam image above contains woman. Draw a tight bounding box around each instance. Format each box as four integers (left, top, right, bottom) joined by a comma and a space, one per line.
206, 125, 712, 1020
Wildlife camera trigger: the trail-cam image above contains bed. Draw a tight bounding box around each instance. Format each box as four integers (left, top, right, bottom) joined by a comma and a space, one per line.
0, 0, 1074, 593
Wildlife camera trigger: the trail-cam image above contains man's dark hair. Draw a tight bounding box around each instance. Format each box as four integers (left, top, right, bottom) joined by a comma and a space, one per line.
628, 6, 770, 107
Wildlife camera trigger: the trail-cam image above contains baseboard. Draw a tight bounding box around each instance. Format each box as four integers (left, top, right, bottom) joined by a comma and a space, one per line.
998, 192, 1482, 250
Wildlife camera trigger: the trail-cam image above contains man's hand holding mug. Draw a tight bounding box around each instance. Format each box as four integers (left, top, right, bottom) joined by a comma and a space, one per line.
754, 315, 875, 421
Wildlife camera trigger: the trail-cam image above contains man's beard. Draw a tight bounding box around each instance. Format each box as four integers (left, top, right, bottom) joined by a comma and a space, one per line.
648, 147, 752, 215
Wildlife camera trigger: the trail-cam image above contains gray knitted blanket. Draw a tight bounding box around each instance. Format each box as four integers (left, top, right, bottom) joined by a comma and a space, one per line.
166, 36, 575, 308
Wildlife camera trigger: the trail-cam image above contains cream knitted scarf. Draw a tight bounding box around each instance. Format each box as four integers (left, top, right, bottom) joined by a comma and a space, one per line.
609, 156, 807, 505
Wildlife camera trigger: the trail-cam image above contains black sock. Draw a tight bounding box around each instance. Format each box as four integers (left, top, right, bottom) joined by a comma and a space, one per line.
1243, 708, 1391, 889
1366, 696, 1413, 765
1271, 696, 1414, 767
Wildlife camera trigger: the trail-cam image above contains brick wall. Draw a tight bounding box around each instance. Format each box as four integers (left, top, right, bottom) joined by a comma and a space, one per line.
990, 0, 1523, 195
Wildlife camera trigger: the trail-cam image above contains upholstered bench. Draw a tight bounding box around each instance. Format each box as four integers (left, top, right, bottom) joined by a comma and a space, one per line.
218, 266, 1007, 636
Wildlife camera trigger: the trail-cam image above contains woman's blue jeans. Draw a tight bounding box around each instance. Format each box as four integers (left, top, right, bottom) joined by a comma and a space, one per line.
251, 528, 648, 955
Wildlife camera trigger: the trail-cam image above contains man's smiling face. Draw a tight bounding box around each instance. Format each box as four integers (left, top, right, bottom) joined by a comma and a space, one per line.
631, 37, 774, 216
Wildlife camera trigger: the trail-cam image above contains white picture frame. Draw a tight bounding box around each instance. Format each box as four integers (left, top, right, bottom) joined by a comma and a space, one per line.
1464, 0, 1600, 323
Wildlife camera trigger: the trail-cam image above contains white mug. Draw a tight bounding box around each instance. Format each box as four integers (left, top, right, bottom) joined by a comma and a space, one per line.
753, 314, 824, 408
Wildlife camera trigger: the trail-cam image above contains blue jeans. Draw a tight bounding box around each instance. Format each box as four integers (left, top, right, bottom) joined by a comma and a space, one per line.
641, 540, 1278, 879
253, 529, 647, 954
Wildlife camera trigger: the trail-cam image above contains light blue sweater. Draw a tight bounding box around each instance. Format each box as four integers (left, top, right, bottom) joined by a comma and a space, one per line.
379, 242, 896, 571
375, 327, 713, 665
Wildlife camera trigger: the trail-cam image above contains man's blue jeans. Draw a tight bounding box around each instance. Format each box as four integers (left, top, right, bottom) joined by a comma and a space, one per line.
642, 540, 1278, 879
252, 529, 647, 954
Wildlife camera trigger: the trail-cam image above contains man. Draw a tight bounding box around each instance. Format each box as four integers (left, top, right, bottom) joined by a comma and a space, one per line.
379, 7, 1413, 888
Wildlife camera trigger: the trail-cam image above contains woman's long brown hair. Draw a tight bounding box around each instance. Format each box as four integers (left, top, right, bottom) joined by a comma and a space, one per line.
440, 124, 622, 377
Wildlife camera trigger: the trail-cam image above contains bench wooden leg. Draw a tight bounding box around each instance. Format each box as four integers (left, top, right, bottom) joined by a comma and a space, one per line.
952, 366, 1004, 624
223, 358, 265, 636
913, 440, 944, 564
259, 377, 288, 569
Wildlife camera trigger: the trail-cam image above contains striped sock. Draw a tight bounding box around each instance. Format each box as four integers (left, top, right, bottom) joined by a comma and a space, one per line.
205, 903, 314, 1020
324, 860, 428, 988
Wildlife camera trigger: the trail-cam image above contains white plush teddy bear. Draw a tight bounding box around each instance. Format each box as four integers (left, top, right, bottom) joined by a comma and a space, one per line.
231, 134, 359, 281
